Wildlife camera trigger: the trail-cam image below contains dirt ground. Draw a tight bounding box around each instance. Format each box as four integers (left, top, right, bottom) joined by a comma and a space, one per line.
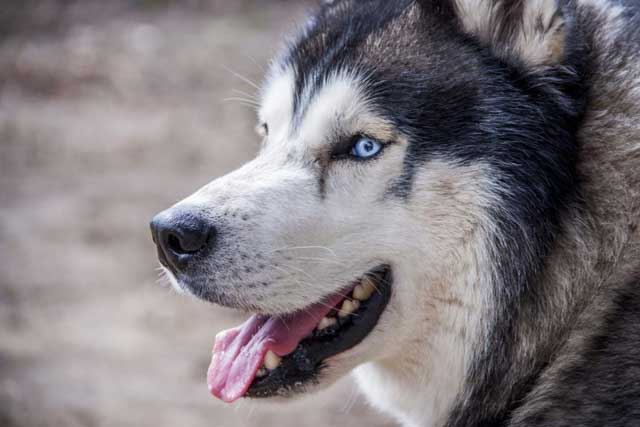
0, 2, 395, 426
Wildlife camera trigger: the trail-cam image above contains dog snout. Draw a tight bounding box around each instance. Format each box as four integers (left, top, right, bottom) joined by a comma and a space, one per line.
150, 207, 215, 272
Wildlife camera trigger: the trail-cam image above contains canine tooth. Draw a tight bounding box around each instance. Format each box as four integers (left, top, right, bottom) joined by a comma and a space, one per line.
317, 316, 337, 330
352, 285, 366, 300
339, 299, 359, 317
353, 278, 376, 300
264, 351, 281, 370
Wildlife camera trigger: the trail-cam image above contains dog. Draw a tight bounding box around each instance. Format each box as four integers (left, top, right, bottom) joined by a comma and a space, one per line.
150, 0, 640, 425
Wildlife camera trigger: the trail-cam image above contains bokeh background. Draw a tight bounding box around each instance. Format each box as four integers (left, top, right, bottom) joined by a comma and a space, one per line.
0, 2, 394, 426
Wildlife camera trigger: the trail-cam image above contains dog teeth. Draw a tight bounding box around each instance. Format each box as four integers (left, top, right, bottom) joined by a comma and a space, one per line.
256, 367, 268, 378
264, 351, 281, 370
317, 316, 337, 330
339, 299, 360, 317
353, 277, 376, 301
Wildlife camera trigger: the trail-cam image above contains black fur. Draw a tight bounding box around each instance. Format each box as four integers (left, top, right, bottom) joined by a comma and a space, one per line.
513, 277, 640, 427
279, 0, 640, 425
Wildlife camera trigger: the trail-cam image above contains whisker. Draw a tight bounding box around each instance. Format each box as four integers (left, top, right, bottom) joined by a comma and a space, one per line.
273, 312, 290, 331
232, 88, 259, 101
270, 265, 354, 306
293, 256, 347, 266
269, 245, 338, 257
366, 271, 389, 295
222, 97, 260, 106
279, 262, 316, 282
222, 65, 260, 90
242, 53, 266, 72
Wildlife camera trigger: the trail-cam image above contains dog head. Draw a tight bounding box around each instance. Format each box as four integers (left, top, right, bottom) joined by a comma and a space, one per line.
151, 0, 583, 418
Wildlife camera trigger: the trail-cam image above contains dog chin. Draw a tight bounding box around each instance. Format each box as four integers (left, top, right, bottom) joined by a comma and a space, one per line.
244, 362, 346, 404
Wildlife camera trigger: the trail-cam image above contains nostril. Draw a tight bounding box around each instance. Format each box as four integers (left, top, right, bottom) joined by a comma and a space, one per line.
166, 229, 210, 255
167, 233, 185, 254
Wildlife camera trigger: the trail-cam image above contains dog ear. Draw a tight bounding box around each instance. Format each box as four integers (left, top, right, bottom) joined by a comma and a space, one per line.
419, 0, 568, 68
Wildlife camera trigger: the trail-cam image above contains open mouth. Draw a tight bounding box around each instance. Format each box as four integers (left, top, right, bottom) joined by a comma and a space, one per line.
207, 265, 392, 402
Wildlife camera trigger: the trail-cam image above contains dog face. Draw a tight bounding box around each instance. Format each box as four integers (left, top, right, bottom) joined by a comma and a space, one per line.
151, 0, 581, 418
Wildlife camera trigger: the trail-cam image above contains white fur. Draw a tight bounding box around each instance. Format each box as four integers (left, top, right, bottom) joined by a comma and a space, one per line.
169, 68, 500, 426
259, 66, 295, 144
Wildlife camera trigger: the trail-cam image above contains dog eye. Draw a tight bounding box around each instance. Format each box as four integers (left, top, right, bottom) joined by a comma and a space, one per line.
255, 123, 268, 137
350, 137, 382, 159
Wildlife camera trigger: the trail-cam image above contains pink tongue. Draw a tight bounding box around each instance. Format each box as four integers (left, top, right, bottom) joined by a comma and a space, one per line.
207, 293, 345, 402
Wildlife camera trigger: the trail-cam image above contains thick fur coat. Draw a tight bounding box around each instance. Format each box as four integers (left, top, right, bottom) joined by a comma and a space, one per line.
151, 1, 640, 426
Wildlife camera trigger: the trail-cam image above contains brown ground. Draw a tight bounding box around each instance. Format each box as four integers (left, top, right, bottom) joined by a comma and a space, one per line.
0, 2, 394, 426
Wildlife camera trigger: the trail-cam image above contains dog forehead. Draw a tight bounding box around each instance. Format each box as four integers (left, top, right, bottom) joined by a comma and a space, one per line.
295, 72, 377, 146
260, 65, 393, 152
257, 0, 449, 152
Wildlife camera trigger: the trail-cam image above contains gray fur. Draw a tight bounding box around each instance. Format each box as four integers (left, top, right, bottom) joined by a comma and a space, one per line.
286, 1, 640, 425
153, 0, 640, 425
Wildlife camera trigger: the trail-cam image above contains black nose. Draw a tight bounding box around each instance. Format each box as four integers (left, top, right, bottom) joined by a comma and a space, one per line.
150, 207, 214, 271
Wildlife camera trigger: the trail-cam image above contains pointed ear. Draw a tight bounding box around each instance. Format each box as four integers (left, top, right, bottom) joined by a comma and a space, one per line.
422, 0, 569, 68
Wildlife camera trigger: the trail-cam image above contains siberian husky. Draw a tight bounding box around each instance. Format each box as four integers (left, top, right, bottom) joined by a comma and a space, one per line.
150, 0, 640, 425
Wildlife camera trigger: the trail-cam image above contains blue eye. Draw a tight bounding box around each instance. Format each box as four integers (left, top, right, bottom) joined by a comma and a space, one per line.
350, 137, 382, 159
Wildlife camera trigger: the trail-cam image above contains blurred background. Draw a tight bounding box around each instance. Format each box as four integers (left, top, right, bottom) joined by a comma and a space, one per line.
0, 1, 394, 426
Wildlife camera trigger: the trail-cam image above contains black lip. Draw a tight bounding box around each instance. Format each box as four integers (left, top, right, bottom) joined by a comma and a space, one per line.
245, 265, 392, 399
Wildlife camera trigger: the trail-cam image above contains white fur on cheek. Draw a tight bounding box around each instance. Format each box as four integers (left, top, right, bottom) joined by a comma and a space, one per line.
352, 161, 496, 427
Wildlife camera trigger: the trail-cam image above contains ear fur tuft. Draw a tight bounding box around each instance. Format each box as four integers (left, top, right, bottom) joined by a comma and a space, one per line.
420, 0, 569, 67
